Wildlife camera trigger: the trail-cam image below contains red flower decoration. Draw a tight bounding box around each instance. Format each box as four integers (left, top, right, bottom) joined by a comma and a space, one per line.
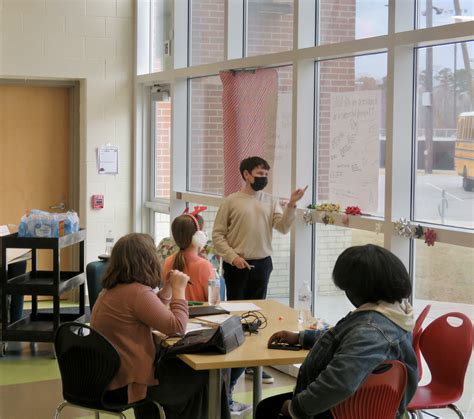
424, 228, 437, 246
345, 206, 361, 216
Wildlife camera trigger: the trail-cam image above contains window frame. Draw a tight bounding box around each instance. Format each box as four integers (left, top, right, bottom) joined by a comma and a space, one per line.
135, 1, 474, 314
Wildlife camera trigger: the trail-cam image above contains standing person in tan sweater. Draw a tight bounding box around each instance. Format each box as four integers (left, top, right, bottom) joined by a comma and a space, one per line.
212, 156, 307, 405
92, 233, 219, 419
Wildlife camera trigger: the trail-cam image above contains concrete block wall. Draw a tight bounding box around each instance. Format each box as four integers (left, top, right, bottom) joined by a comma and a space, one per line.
0, 0, 135, 263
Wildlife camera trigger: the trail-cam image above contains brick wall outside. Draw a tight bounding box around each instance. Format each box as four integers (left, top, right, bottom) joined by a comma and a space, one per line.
190, 0, 225, 66
246, 0, 293, 57
155, 100, 171, 198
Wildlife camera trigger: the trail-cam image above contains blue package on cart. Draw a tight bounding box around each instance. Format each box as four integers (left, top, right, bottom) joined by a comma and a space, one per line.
18, 210, 79, 238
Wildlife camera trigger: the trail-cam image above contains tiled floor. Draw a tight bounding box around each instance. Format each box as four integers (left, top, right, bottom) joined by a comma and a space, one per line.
0, 341, 292, 419
1, 297, 472, 419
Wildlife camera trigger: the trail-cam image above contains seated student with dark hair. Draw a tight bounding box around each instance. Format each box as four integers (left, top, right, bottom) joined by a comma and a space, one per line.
258, 244, 418, 419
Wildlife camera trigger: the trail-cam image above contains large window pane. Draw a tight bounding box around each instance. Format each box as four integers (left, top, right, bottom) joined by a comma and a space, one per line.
154, 96, 172, 199
315, 53, 387, 216
314, 226, 384, 325
190, 0, 225, 66
154, 212, 171, 245
245, 0, 293, 57
188, 67, 293, 197
151, 0, 173, 72
318, 0, 389, 46
188, 75, 224, 195
417, 0, 474, 29
414, 42, 474, 229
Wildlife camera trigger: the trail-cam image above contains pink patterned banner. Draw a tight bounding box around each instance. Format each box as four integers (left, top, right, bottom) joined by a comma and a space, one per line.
220, 69, 278, 196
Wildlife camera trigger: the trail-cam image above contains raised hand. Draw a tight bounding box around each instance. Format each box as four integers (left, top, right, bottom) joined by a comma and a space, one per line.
288, 185, 308, 207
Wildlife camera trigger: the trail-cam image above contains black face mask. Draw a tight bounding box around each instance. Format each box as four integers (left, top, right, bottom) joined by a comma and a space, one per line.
251, 176, 268, 191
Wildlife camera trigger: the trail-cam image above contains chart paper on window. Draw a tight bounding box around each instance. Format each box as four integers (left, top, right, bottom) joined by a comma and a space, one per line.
329, 91, 380, 212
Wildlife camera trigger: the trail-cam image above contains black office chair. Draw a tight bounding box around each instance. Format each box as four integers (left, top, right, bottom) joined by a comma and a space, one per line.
54, 322, 165, 419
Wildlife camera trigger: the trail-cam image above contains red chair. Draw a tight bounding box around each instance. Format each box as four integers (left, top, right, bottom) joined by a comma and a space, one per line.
331, 360, 407, 419
412, 304, 432, 381
408, 312, 473, 419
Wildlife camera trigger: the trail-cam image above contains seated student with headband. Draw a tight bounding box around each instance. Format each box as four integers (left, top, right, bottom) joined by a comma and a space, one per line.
258, 244, 418, 419
157, 206, 221, 271
161, 209, 216, 302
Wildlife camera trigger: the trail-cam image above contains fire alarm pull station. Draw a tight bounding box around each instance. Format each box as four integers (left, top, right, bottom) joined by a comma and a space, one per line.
92, 194, 104, 209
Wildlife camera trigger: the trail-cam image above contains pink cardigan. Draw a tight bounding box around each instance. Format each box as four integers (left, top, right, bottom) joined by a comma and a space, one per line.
91, 282, 188, 403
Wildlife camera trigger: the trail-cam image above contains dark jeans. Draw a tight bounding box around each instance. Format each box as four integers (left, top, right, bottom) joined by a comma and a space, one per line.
8, 261, 26, 322
255, 393, 333, 419
223, 256, 273, 300
256, 392, 292, 419
224, 257, 273, 392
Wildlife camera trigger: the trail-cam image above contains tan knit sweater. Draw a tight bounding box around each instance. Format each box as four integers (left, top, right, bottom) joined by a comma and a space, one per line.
91, 282, 188, 403
212, 191, 296, 264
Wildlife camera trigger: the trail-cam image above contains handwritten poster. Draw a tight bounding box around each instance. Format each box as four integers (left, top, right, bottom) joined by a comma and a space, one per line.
329, 91, 380, 212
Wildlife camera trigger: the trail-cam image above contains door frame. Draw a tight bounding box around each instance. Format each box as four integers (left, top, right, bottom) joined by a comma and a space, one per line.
0, 78, 82, 274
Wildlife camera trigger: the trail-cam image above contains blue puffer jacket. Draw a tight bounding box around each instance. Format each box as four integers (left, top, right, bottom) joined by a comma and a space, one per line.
290, 310, 418, 419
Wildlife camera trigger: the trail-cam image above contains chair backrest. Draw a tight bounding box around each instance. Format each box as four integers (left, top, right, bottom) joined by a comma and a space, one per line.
54, 322, 121, 409
419, 312, 473, 397
86, 261, 108, 310
331, 361, 407, 419
412, 304, 431, 381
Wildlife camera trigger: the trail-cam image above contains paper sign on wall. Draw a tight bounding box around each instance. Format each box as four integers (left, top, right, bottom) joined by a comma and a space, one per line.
329, 91, 380, 212
97, 145, 119, 175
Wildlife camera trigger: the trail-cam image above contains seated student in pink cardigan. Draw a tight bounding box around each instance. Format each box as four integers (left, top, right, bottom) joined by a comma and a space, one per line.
91, 233, 231, 419
161, 212, 216, 303
91, 233, 190, 419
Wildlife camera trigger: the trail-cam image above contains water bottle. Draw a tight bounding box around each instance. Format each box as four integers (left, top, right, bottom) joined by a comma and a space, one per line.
208, 273, 221, 306
105, 230, 115, 256
298, 281, 313, 329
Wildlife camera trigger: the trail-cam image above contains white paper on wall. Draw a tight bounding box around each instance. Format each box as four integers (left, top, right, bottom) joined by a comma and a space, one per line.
329, 91, 380, 212
97, 145, 119, 175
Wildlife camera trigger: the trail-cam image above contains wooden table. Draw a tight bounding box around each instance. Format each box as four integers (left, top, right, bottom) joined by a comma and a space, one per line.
178, 299, 309, 419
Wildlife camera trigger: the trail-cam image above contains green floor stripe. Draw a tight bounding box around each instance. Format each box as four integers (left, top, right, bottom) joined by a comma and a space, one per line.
23, 300, 80, 310
0, 358, 60, 385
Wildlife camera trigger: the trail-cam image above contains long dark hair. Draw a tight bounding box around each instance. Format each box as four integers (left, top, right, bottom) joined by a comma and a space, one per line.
102, 233, 161, 289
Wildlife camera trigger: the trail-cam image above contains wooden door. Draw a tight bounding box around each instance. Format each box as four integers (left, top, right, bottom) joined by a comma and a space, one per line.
0, 84, 73, 275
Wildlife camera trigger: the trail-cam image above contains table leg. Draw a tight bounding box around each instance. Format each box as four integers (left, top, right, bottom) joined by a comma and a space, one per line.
208, 369, 221, 419
252, 366, 262, 419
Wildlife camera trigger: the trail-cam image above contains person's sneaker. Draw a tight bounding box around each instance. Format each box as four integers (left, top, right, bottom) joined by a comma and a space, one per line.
244, 368, 274, 384
229, 400, 252, 415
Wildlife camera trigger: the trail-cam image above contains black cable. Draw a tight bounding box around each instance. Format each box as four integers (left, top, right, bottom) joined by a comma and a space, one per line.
240, 310, 267, 334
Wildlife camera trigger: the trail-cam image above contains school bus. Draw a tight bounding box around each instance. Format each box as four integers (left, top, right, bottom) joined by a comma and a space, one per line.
454, 112, 474, 191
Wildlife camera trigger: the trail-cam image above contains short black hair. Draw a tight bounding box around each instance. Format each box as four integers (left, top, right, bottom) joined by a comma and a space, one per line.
239, 156, 270, 179
332, 244, 411, 304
